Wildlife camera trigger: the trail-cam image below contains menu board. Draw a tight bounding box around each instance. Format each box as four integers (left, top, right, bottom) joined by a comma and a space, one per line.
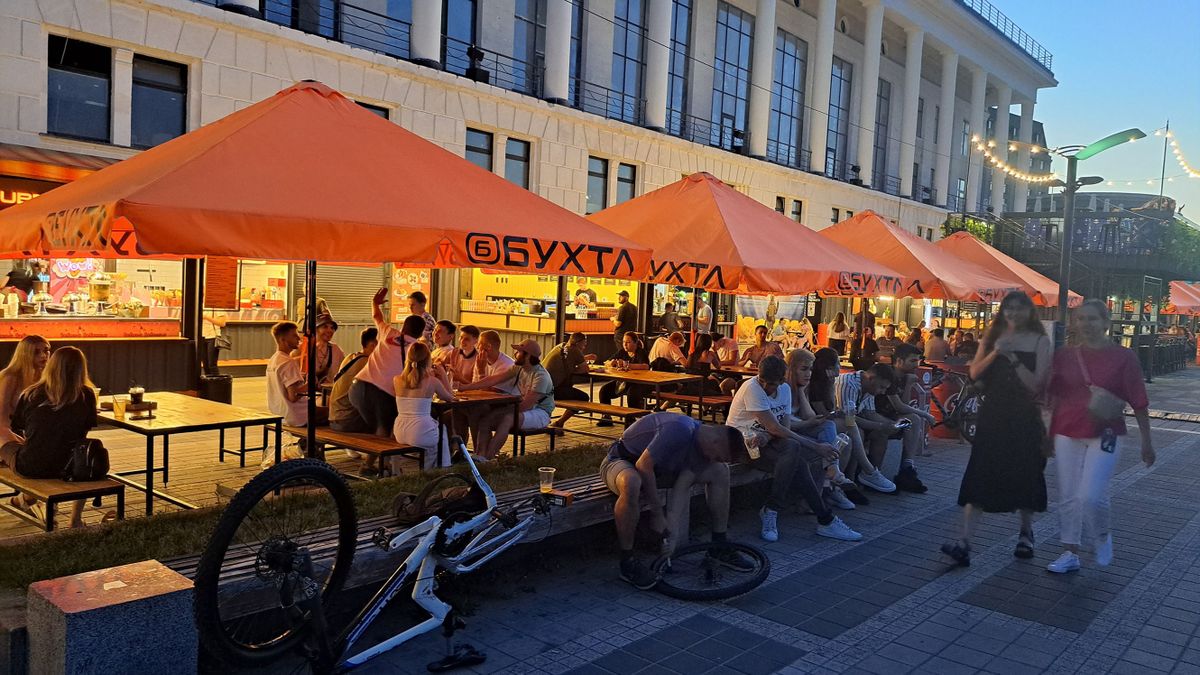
204, 257, 240, 309
390, 266, 432, 323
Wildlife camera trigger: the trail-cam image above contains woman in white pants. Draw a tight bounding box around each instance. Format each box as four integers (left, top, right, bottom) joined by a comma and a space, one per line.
1046, 299, 1155, 573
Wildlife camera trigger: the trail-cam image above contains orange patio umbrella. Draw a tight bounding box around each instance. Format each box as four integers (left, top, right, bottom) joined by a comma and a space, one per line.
1168, 280, 1200, 315
585, 172, 908, 296
0, 80, 650, 279
820, 211, 1020, 302
936, 231, 1083, 308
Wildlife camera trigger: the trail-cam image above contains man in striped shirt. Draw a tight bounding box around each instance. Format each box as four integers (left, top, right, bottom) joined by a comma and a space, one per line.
833, 364, 901, 494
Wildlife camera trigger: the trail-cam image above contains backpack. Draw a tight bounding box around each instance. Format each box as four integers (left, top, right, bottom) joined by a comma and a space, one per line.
391, 472, 487, 527
62, 438, 110, 482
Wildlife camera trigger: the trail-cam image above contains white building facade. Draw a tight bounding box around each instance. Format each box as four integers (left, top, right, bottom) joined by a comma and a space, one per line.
0, 0, 1056, 236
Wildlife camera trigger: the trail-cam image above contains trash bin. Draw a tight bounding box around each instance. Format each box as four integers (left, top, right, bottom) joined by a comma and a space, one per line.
200, 374, 233, 404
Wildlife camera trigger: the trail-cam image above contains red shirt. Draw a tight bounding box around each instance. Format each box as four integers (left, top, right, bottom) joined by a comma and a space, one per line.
1049, 344, 1148, 438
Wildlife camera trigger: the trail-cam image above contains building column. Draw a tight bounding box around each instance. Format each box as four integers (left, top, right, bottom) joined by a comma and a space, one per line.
855, 0, 884, 186
112, 48, 133, 147
897, 27, 924, 198
934, 49, 958, 206
965, 65, 987, 211
543, 0, 572, 104
411, 0, 444, 67
1012, 98, 1035, 212
806, 0, 837, 173
989, 83, 1012, 211
643, 0, 673, 130
746, 0, 777, 157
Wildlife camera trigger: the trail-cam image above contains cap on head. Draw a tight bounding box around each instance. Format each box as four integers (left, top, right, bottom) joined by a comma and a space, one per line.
618, 290, 629, 298
316, 312, 338, 329
512, 339, 542, 360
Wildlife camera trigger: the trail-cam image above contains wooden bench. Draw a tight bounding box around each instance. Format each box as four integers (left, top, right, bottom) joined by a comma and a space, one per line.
0, 466, 125, 531
283, 426, 428, 476
654, 393, 734, 422
510, 426, 560, 456
554, 401, 649, 441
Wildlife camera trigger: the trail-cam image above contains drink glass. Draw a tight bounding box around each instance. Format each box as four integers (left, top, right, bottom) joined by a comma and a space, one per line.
538, 467, 556, 493
112, 397, 128, 421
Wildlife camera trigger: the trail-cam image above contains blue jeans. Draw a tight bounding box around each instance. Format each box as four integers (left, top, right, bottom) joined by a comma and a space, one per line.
799, 420, 839, 446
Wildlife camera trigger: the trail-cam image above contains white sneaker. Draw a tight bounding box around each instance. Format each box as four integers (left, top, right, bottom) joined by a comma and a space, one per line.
1096, 534, 1113, 566
828, 486, 856, 510
859, 470, 897, 494
817, 516, 863, 541
1047, 551, 1081, 574
759, 506, 779, 542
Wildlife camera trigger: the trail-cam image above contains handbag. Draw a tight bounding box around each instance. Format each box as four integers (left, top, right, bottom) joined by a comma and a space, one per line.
1074, 348, 1126, 423
62, 438, 110, 482
214, 334, 233, 351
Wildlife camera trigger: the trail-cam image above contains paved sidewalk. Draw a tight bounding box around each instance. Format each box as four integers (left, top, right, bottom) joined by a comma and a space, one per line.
356, 367, 1200, 675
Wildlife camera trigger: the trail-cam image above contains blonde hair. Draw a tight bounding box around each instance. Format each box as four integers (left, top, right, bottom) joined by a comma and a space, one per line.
30, 346, 93, 410
2, 335, 49, 392
1069, 298, 1111, 346
399, 342, 432, 389
785, 349, 816, 392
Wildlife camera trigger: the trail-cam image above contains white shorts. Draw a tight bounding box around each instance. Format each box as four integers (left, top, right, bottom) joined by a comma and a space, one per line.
519, 408, 551, 430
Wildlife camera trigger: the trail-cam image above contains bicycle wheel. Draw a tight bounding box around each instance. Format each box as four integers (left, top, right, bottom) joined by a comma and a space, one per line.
651, 542, 769, 601
194, 459, 357, 667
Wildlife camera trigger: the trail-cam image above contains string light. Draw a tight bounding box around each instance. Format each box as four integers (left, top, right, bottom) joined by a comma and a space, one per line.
970, 135, 1060, 184
1168, 132, 1200, 178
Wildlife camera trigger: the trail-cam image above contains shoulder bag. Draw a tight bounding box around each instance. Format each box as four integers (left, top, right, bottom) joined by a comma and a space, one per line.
1074, 347, 1126, 423
62, 438, 110, 482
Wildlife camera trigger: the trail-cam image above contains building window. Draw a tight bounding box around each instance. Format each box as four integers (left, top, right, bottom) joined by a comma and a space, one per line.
960, 119, 970, 157
587, 156, 609, 214
666, 0, 692, 136
911, 162, 920, 199
711, 2, 753, 151
616, 163, 637, 203
766, 29, 807, 169
916, 97, 924, 139
873, 78, 891, 187
933, 104, 940, 145
824, 56, 852, 179
845, 210, 854, 219
567, 0, 585, 105
956, 178, 967, 206
130, 55, 187, 149
357, 102, 389, 117
791, 199, 803, 223
775, 197, 786, 214
265, 0, 337, 39
342, 0, 410, 58
504, 138, 531, 188
465, 128, 493, 171
831, 207, 840, 224
611, 0, 647, 124
443, 0, 478, 76
47, 36, 111, 143
513, 0, 546, 95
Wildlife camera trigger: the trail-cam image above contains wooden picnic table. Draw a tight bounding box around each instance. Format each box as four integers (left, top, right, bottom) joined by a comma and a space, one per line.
585, 366, 702, 410
98, 392, 282, 515
714, 364, 759, 377
432, 389, 522, 460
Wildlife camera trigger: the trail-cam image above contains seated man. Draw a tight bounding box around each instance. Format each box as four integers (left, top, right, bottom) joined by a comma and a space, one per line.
833, 364, 900, 494
875, 324, 902, 363
429, 320, 456, 364
459, 339, 554, 460
600, 411, 753, 589
648, 331, 686, 368
874, 343, 936, 493
329, 327, 378, 434
737, 325, 784, 368
727, 355, 862, 543
544, 332, 594, 428
267, 322, 328, 456
924, 328, 950, 362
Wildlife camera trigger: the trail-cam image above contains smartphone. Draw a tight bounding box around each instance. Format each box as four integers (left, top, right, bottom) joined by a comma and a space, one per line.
827, 410, 846, 420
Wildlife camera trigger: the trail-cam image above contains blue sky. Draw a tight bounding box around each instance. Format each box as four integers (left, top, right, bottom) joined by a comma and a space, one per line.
997, 0, 1200, 218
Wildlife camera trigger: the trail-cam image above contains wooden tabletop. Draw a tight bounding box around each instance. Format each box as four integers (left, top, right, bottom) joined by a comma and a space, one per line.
715, 364, 759, 377
97, 391, 282, 435
587, 367, 702, 386
434, 389, 522, 409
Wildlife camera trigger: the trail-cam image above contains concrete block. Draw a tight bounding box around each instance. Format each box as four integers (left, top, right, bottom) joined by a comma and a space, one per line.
234, 33, 266, 73
218, 66, 252, 99
109, 4, 147, 45
74, 0, 111, 37
17, 94, 41, 133
27, 560, 195, 675
176, 22, 216, 59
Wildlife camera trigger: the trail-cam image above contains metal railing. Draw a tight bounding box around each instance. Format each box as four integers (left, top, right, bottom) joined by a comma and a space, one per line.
665, 110, 717, 146
879, 175, 902, 196
341, 3, 410, 60
956, 0, 1053, 72
764, 139, 811, 173
571, 78, 643, 126
443, 36, 542, 98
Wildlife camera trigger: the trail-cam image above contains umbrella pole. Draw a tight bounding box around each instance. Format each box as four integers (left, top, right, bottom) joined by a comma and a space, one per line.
305, 260, 318, 458
690, 288, 699, 351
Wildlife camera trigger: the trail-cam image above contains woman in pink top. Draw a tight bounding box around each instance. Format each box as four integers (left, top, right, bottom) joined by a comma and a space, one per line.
1046, 299, 1154, 574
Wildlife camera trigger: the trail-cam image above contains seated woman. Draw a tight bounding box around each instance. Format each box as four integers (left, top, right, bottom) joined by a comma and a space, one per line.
0, 335, 51, 514
682, 334, 734, 399
784, 349, 856, 510
392, 342, 455, 472
849, 326, 880, 371
0, 346, 98, 528
597, 332, 650, 426
808, 347, 869, 506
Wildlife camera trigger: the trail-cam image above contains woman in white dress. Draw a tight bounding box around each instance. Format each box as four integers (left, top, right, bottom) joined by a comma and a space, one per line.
393, 342, 455, 472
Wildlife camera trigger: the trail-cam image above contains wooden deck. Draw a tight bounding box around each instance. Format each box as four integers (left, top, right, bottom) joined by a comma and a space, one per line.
0, 378, 622, 541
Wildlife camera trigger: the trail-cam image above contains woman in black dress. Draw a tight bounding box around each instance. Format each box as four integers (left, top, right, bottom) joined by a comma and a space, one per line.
941, 292, 1052, 566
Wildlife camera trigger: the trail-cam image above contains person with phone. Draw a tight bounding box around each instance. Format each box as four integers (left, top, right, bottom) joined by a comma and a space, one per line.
784, 349, 855, 511
874, 343, 938, 494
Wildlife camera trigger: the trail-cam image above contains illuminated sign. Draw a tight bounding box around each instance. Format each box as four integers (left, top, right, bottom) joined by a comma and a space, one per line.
0, 176, 61, 211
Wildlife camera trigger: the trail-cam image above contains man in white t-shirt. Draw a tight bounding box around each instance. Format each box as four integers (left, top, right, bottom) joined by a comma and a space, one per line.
460, 339, 555, 459
267, 321, 327, 428
350, 288, 413, 437
695, 296, 713, 334
727, 355, 860, 543
471, 330, 518, 394
649, 332, 686, 366
430, 320, 456, 364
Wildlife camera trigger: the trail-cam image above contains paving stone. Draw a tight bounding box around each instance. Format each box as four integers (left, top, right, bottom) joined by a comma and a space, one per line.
1123, 647, 1182, 672
623, 638, 679, 663
999, 643, 1056, 668
590, 649, 651, 674
658, 650, 719, 674
1143, 625, 1196, 647
983, 655, 1046, 675
875, 643, 930, 667
939, 644, 994, 669
852, 654, 914, 675
954, 632, 1011, 656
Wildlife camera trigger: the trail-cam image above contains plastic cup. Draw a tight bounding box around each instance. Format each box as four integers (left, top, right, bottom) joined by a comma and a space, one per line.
112, 397, 127, 420
538, 467, 556, 494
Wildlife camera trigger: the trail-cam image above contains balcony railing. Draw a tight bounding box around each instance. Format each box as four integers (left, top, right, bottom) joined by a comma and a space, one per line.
341, 3, 410, 60
572, 79, 643, 126
444, 36, 541, 98
956, 0, 1053, 73
665, 110, 717, 146
764, 139, 811, 173
879, 175, 902, 196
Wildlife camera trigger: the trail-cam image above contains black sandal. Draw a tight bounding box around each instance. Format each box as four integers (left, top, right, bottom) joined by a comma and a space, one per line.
1014, 530, 1035, 559
941, 541, 971, 567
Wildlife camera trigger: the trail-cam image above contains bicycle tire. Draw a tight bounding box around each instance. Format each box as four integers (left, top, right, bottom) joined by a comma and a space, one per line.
651, 542, 769, 601
194, 459, 358, 667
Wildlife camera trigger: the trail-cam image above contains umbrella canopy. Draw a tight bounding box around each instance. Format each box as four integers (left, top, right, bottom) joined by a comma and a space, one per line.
936, 231, 1083, 308
0, 81, 650, 279
820, 211, 1021, 302
585, 172, 907, 295
1168, 280, 1200, 315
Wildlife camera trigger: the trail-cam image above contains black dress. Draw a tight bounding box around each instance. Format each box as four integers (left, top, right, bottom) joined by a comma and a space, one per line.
957, 351, 1046, 513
